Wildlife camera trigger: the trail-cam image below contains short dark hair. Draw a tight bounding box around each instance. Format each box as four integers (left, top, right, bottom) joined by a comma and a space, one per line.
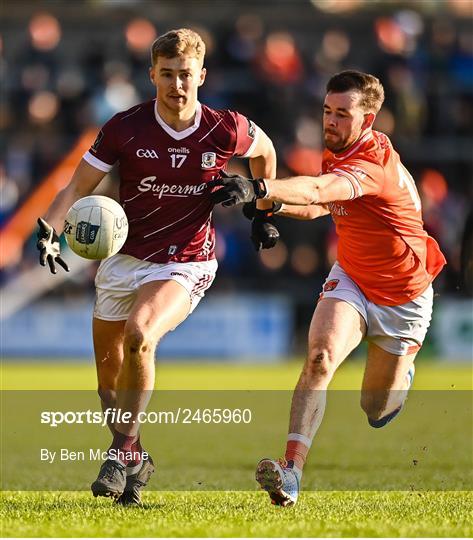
326, 70, 385, 114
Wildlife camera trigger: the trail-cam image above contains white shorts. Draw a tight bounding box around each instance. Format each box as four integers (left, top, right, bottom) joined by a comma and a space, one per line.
94, 253, 218, 321
320, 262, 434, 356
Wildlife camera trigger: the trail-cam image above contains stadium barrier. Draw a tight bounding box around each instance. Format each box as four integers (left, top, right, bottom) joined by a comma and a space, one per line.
0, 294, 293, 360
1, 295, 471, 361
431, 297, 473, 361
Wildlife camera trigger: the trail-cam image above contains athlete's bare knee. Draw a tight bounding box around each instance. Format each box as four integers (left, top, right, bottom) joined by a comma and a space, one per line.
360, 393, 386, 420
123, 325, 155, 359
304, 346, 338, 380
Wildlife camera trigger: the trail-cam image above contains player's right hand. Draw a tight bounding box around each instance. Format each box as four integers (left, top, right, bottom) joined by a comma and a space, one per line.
250, 208, 280, 251
208, 171, 267, 207
37, 217, 70, 274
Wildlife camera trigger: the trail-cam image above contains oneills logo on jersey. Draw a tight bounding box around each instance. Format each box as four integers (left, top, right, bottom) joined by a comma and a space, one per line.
168, 147, 189, 154
201, 152, 217, 169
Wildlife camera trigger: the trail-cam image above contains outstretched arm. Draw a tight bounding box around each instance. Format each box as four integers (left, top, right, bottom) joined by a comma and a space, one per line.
43, 159, 107, 234
264, 174, 351, 205
276, 203, 331, 220
210, 171, 352, 207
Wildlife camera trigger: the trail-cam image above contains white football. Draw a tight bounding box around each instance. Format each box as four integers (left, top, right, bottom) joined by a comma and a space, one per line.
64, 195, 128, 260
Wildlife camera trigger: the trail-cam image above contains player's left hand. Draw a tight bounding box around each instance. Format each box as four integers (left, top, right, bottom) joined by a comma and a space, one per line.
37, 217, 70, 274
208, 171, 267, 207
251, 209, 280, 251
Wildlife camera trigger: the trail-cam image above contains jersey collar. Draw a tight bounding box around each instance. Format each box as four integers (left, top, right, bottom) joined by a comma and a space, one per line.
154, 100, 202, 140
331, 130, 373, 160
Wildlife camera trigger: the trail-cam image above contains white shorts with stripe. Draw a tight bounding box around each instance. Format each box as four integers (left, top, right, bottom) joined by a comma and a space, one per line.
94, 253, 218, 321
320, 262, 434, 356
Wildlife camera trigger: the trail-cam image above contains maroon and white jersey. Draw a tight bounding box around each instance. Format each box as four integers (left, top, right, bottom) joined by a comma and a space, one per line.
83, 99, 258, 263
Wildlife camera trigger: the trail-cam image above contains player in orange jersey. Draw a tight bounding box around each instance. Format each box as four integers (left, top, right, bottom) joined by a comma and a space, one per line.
211, 70, 446, 506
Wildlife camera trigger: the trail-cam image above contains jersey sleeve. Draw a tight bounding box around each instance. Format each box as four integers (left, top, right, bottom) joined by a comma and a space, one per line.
228, 111, 259, 158
82, 116, 120, 173
331, 158, 384, 199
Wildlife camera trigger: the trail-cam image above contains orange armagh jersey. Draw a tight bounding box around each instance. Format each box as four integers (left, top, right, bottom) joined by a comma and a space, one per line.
322, 130, 446, 306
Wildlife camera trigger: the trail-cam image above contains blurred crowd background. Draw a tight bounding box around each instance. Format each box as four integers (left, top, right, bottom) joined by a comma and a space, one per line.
1, 0, 472, 331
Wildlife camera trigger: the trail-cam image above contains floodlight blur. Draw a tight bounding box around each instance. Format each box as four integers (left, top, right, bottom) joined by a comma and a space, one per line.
259, 241, 288, 271
291, 244, 320, 276
310, 0, 364, 13
125, 18, 157, 54
104, 78, 140, 113
266, 32, 296, 65
28, 91, 59, 124
260, 32, 304, 84
375, 17, 408, 55
448, 0, 473, 16
322, 30, 351, 63
29, 13, 61, 51
420, 169, 448, 205
285, 146, 322, 176
395, 10, 424, 37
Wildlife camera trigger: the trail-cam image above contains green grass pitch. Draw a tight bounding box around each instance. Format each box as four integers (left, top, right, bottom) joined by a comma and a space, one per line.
1, 360, 472, 537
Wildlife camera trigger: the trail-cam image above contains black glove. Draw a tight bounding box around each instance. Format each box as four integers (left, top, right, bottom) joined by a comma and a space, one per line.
37, 217, 69, 274
208, 170, 268, 207
242, 201, 282, 220
251, 208, 280, 251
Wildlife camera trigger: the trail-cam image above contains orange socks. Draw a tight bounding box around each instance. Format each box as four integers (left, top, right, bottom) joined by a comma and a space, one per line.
285, 433, 312, 472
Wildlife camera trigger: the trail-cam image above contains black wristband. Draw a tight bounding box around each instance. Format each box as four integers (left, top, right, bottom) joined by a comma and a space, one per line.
272, 202, 282, 214
253, 178, 268, 198
254, 202, 281, 219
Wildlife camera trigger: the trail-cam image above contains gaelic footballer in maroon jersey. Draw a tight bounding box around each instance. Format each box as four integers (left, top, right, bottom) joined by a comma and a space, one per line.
83, 100, 257, 263
37, 28, 277, 505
